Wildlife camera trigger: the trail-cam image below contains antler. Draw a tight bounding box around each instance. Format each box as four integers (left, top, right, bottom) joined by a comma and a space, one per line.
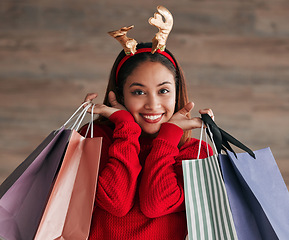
108, 25, 138, 55
149, 6, 173, 54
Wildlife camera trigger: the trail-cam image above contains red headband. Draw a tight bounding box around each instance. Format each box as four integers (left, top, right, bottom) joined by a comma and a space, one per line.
115, 48, 177, 84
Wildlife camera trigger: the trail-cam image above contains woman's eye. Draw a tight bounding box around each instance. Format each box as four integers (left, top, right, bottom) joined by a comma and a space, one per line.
132, 90, 145, 95
159, 89, 169, 94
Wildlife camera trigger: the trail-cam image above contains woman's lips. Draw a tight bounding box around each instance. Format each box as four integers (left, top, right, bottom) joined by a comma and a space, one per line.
141, 113, 164, 123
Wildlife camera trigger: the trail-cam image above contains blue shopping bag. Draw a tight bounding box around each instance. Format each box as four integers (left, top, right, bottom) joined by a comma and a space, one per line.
218, 154, 262, 240
201, 114, 289, 240
220, 149, 289, 240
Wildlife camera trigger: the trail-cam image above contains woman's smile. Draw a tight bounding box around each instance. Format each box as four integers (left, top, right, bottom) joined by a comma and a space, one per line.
141, 113, 164, 123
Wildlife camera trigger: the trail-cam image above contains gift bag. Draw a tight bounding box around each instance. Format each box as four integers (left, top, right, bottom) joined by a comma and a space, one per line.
35, 105, 102, 240
0, 127, 71, 240
201, 114, 289, 240
0, 131, 59, 199
0, 102, 92, 240
220, 149, 289, 240
182, 124, 238, 240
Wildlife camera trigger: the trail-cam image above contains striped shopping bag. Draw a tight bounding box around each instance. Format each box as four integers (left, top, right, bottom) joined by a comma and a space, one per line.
183, 154, 238, 240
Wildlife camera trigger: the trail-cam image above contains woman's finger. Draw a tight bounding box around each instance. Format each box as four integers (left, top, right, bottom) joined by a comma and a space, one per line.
190, 117, 203, 129
178, 102, 195, 117
84, 93, 98, 102
199, 108, 214, 121
83, 93, 98, 113
108, 91, 119, 108
108, 91, 126, 111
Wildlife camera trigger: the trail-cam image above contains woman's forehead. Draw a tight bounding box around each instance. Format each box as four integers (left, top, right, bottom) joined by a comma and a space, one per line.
125, 61, 175, 85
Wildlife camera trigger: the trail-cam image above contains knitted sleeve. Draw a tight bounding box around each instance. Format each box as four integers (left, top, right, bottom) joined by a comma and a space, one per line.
82, 110, 142, 217
139, 122, 213, 218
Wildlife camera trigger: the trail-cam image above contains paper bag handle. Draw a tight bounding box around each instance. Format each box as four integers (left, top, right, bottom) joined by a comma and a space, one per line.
197, 122, 218, 159
84, 104, 95, 138
201, 114, 255, 159
56, 102, 92, 133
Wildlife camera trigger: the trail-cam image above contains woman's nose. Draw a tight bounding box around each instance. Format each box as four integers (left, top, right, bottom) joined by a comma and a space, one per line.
144, 95, 160, 110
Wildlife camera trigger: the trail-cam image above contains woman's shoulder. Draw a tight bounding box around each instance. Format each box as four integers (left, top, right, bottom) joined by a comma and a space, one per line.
177, 138, 213, 160
79, 121, 114, 140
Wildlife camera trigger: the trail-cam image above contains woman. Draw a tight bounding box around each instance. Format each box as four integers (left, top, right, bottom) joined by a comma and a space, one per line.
80, 6, 214, 240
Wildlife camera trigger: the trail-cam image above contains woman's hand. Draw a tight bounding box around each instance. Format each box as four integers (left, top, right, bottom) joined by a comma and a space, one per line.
168, 102, 214, 131
83, 91, 126, 118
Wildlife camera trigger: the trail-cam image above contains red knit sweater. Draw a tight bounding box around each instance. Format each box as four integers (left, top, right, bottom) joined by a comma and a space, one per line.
80, 110, 212, 240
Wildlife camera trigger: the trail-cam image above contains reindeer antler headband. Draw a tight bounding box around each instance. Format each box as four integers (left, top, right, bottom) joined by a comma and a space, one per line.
149, 5, 174, 54
108, 25, 138, 55
108, 6, 176, 82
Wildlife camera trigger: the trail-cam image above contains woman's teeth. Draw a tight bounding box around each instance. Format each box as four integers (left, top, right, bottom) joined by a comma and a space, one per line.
143, 114, 162, 120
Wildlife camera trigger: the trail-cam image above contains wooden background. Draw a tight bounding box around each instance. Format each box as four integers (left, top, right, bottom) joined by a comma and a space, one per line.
0, 0, 289, 188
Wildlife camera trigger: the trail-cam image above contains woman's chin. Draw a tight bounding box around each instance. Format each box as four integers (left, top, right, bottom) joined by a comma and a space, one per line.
140, 127, 160, 137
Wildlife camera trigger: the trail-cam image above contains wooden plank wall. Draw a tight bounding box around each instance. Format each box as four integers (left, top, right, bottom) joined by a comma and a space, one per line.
0, 0, 289, 187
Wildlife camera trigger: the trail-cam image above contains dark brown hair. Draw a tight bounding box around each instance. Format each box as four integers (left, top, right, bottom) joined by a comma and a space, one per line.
97, 42, 191, 146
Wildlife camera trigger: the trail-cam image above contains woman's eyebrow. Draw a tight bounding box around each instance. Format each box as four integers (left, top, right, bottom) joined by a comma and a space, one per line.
129, 81, 172, 88
158, 81, 172, 86
129, 82, 145, 87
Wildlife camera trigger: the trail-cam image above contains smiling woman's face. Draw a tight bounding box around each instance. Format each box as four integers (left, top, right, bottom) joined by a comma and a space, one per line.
123, 61, 176, 136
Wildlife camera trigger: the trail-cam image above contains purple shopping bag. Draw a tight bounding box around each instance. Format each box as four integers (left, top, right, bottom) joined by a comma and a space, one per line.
220, 149, 289, 240
0, 127, 71, 240
0, 131, 58, 198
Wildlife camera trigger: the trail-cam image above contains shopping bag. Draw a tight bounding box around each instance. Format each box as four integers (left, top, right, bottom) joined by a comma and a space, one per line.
220, 149, 289, 240
0, 131, 58, 198
0, 102, 92, 240
35, 104, 102, 240
218, 154, 262, 240
182, 124, 238, 240
201, 113, 289, 240
0, 127, 70, 240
